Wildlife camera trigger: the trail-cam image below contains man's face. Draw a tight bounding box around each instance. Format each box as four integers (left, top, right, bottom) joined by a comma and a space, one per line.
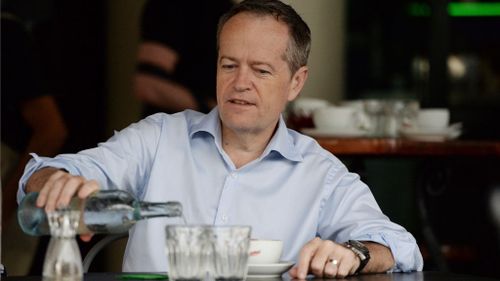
216, 13, 307, 136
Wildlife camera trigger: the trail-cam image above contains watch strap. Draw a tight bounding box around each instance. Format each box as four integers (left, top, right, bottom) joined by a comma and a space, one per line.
344, 240, 370, 274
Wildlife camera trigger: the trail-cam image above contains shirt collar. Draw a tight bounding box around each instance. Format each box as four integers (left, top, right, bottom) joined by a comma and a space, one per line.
189, 107, 303, 162
263, 116, 303, 162
189, 107, 220, 139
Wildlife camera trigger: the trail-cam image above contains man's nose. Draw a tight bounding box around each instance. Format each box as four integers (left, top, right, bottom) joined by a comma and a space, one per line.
234, 67, 251, 92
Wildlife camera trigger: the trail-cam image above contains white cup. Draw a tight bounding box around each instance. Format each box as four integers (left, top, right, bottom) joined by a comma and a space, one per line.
248, 239, 283, 264
417, 108, 450, 131
313, 106, 360, 130
292, 98, 329, 117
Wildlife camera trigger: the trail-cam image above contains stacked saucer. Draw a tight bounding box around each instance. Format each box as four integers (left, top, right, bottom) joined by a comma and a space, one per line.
400, 123, 462, 142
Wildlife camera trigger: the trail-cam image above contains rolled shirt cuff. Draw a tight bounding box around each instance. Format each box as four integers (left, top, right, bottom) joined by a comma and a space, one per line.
353, 232, 424, 272
17, 153, 78, 204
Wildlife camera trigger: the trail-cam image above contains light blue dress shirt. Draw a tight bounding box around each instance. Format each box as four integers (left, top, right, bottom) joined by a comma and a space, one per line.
19, 108, 423, 272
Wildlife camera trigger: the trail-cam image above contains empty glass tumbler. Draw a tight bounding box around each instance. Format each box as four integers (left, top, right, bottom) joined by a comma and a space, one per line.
210, 225, 252, 281
165, 225, 252, 281
165, 225, 212, 281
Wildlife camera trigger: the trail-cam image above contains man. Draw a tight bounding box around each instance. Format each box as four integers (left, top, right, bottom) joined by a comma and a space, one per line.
18, 0, 423, 278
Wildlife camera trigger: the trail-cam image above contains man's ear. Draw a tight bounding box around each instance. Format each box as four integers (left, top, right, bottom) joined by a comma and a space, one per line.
288, 66, 308, 101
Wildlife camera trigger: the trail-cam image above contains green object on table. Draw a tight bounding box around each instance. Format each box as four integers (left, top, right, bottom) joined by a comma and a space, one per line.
119, 273, 169, 280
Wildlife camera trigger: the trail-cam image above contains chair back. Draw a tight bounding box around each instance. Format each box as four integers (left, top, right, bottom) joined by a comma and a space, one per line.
83, 233, 128, 273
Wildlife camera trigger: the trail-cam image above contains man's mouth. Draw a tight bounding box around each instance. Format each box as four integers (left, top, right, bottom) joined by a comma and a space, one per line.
229, 99, 254, 105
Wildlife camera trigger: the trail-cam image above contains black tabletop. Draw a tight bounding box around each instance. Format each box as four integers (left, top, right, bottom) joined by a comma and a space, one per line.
3, 272, 499, 281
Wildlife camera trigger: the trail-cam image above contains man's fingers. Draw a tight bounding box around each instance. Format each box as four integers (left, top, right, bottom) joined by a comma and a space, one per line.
323, 258, 339, 278
57, 176, 85, 207
36, 170, 66, 207
44, 175, 69, 211
326, 245, 360, 278
296, 238, 364, 279
34, 169, 99, 213
309, 240, 335, 277
296, 237, 322, 279
336, 258, 351, 279
78, 180, 100, 199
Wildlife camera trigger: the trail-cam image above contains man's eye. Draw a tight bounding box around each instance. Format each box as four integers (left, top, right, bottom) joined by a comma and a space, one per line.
221, 64, 236, 70
257, 69, 271, 75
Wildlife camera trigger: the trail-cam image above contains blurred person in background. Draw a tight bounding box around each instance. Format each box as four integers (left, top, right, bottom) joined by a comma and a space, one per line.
133, 0, 233, 117
1, 2, 67, 275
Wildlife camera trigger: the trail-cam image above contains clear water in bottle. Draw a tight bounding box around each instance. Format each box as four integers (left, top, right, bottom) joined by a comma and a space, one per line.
18, 190, 183, 236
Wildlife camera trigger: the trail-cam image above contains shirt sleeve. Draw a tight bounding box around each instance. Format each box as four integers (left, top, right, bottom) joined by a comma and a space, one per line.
317, 165, 424, 272
18, 114, 165, 202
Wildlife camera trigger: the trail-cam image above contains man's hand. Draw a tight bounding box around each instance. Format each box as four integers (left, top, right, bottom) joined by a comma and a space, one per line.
289, 238, 396, 279
26, 167, 100, 241
288, 237, 360, 279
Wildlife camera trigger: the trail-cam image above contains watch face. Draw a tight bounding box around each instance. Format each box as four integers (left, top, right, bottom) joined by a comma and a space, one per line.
348, 240, 370, 259
350, 240, 367, 250
346, 240, 370, 274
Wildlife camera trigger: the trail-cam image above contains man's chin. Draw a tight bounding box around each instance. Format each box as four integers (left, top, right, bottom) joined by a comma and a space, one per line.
221, 118, 259, 133
225, 123, 259, 134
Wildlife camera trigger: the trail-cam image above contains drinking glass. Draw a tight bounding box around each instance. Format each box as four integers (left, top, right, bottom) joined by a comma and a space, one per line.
363, 99, 385, 136
165, 225, 211, 281
209, 226, 251, 281
43, 209, 83, 281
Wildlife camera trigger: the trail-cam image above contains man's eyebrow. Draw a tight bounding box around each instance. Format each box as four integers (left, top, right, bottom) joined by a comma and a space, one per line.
251, 61, 276, 72
219, 56, 276, 71
219, 56, 237, 62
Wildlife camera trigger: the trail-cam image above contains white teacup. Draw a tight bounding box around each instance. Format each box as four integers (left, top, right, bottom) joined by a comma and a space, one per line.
313, 106, 365, 130
292, 97, 329, 117
417, 108, 450, 132
248, 239, 283, 264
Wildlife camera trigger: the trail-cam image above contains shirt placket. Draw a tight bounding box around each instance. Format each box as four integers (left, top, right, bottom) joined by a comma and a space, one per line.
214, 170, 239, 224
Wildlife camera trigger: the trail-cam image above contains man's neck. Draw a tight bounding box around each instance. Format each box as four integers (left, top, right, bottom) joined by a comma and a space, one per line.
221, 124, 277, 169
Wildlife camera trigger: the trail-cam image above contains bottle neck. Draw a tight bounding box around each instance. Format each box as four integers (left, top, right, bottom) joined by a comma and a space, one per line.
137, 201, 182, 219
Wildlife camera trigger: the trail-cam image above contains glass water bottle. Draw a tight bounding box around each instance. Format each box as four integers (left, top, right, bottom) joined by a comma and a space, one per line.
18, 190, 183, 236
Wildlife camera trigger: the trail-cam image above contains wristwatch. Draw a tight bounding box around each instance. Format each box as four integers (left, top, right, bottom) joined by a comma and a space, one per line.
344, 240, 370, 274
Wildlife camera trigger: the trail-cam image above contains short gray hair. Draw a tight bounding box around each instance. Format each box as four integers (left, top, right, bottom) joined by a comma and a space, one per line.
217, 0, 311, 75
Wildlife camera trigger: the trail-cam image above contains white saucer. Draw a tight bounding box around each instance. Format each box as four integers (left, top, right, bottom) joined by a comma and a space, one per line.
302, 127, 368, 138
400, 123, 462, 142
247, 261, 294, 277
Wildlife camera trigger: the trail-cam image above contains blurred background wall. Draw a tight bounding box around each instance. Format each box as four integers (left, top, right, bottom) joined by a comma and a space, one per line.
106, 0, 144, 133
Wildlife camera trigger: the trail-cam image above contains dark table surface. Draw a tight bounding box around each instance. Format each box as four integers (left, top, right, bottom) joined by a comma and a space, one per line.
3, 272, 500, 281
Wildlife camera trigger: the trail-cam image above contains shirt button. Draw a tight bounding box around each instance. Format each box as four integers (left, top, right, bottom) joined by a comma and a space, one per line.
230, 172, 237, 178
221, 214, 228, 222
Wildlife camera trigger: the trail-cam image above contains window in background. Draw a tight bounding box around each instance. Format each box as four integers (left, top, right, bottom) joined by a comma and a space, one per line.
345, 0, 500, 139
